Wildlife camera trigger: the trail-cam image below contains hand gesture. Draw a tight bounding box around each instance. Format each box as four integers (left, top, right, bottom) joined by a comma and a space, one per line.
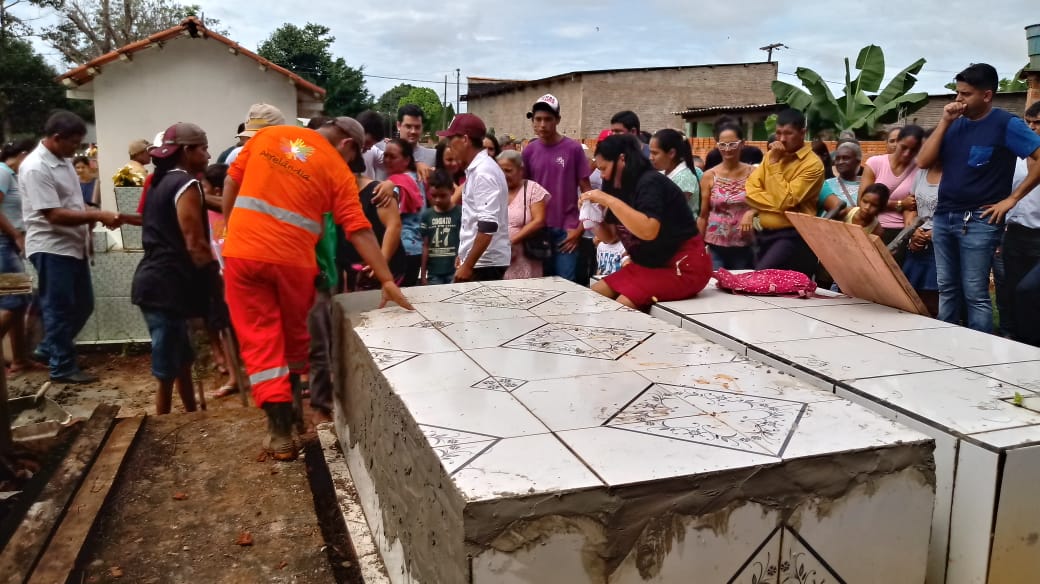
380, 281, 414, 310
740, 210, 757, 233
902, 194, 917, 212
579, 189, 612, 208
768, 140, 786, 163
981, 198, 1017, 224
371, 181, 398, 209
942, 102, 967, 123
908, 228, 928, 252
416, 162, 433, 185
454, 263, 473, 283
97, 210, 121, 229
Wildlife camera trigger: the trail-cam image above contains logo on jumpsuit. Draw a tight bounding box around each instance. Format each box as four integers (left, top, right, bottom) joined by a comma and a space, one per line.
281, 138, 315, 163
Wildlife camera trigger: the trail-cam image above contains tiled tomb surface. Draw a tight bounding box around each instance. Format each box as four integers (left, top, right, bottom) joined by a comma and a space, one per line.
331, 277, 935, 584
653, 282, 1040, 584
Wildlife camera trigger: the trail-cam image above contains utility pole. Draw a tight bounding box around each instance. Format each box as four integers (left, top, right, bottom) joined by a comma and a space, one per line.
759, 43, 787, 63
443, 75, 449, 130
455, 68, 461, 114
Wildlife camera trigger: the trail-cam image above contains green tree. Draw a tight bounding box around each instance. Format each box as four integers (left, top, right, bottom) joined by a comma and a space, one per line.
375, 83, 417, 118
0, 36, 66, 140
772, 45, 928, 137
944, 74, 1026, 93
39, 0, 224, 64
257, 22, 371, 117
397, 87, 444, 135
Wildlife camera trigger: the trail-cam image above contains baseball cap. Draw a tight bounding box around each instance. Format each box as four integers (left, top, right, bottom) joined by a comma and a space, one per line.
128, 139, 151, 156
237, 103, 286, 138
596, 129, 612, 143
499, 133, 520, 146
436, 114, 487, 140
323, 117, 366, 173
526, 94, 560, 119
148, 123, 208, 159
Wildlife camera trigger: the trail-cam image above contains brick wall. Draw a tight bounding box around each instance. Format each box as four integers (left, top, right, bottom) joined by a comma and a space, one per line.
468, 63, 777, 141
576, 138, 890, 161
895, 92, 1027, 131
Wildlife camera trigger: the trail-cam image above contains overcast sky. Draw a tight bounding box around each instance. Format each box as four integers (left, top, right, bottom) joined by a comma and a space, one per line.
21, 1, 1039, 108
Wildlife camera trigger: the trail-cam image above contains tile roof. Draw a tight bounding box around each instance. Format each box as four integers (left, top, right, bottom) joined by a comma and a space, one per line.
57, 17, 325, 98
673, 103, 780, 117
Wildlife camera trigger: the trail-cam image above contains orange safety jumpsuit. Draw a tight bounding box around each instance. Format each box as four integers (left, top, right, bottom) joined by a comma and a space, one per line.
223, 126, 370, 406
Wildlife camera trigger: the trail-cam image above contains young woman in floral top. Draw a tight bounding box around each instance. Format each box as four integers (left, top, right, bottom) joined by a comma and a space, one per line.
698, 124, 756, 269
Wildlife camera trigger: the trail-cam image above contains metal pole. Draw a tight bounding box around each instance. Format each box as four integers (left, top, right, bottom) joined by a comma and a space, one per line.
443, 75, 449, 130
456, 68, 461, 114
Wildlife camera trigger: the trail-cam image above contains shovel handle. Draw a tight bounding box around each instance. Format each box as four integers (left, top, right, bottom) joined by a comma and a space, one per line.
33, 382, 53, 405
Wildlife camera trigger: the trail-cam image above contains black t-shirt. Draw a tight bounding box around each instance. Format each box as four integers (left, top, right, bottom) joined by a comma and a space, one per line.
131, 170, 211, 317
337, 181, 406, 277
704, 145, 764, 170
605, 170, 697, 267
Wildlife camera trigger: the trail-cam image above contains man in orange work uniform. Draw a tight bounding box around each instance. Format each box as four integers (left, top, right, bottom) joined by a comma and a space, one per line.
222, 117, 413, 459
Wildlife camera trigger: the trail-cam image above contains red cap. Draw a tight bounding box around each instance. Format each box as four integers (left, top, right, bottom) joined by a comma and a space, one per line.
436, 114, 487, 140
149, 123, 207, 159
596, 129, 613, 143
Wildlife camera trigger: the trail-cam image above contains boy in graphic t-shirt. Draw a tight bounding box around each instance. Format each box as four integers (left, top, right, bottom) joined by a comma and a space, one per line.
420, 170, 462, 285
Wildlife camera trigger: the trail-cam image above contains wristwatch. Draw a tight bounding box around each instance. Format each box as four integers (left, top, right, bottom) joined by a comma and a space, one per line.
896, 200, 904, 212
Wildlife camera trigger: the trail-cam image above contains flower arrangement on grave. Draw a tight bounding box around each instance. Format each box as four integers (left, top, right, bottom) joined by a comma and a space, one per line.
112, 165, 145, 187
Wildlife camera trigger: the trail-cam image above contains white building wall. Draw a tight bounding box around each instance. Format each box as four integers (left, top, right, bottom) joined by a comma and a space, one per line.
88, 34, 299, 210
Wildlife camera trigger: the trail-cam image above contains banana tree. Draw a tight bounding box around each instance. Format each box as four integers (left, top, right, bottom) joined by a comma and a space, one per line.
771, 45, 929, 137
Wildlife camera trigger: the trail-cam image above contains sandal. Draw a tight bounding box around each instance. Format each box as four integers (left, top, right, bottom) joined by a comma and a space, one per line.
211, 383, 239, 398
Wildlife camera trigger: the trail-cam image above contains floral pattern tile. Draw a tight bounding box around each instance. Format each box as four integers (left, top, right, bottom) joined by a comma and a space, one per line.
418, 424, 499, 475
502, 323, 652, 360
607, 384, 806, 457
444, 286, 564, 310
470, 376, 528, 392
729, 525, 845, 584
368, 348, 420, 370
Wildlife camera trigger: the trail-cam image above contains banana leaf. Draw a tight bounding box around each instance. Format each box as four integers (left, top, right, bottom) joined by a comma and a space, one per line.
865, 91, 930, 127
795, 67, 842, 128
873, 57, 927, 113
852, 44, 885, 94
770, 80, 813, 112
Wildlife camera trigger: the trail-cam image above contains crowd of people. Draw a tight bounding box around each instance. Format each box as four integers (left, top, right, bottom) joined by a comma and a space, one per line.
1, 61, 1037, 458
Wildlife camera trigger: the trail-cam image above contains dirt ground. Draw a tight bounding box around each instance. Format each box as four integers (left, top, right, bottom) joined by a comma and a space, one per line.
79, 409, 334, 584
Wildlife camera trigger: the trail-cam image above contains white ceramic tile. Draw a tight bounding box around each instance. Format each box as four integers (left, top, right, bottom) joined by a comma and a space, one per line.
527, 290, 626, 317
510, 371, 652, 432
988, 445, 1040, 583
756, 336, 954, 381
544, 309, 677, 333
451, 434, 603, 501
656, 290, 775, 315
615, 330, 740, 371
381, 350, 490, 395
350, 305, 429, 329
418, 425, 499, 475
970, 424, 1040, 449
847, 370, 1040, 435
501, 323, 653, 360
869, 327, 1040, 368
354, 325, 457, 354
413, 301, 534, 323
391, 281, 484, 304
465, 347, 636, 381
745, 348, 837, 391
648, 305, 684, 328
399, 387, 549, 439
692, 308, 856, 343
638, 361, 839, 404
792, 303, 954, 334
754, 292, 869, 309
471, 532, 602, 584
776, 526, 844, 583
781, 399, 930, 460
970, 362, 1040, 392
440, 285, 567, 310
483, 276, 587, 292
727, 525, 783, 584
556, 426, 777, 485
366, 347, 421, 370
678, 318, 751, 355
436, 317, 547, 350
946, 441, 1000, 584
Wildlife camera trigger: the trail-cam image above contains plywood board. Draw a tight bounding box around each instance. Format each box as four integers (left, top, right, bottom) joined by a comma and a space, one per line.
786, 212, 929, 315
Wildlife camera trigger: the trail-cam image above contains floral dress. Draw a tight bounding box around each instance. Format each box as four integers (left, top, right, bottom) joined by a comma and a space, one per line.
705, 175, 753, 249
504, 180, 551, 280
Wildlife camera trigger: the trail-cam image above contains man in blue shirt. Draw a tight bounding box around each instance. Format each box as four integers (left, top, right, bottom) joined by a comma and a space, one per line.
916, 63, 1040, 332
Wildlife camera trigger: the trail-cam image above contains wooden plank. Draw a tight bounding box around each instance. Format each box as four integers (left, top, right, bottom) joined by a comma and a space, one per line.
26, 416, 143, 584
0, 404, 118, 584
786, 212, 929, 315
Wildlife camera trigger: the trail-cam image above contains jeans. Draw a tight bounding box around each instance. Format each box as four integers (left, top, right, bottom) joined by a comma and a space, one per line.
426, 273, 454, 285
141, 309, 193, 381
992, 247, 1012, 336
544, 227, 579, 283
1003, 224, 1040, 346
29, 252, 94, 377
932, 209, 1003, 332
708, 244, 755, 271
754, 228, 817, 278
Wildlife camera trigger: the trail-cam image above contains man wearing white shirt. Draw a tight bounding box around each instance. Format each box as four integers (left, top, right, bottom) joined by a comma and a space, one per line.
1004, 100, 1040, 346
436, 114, 509, 282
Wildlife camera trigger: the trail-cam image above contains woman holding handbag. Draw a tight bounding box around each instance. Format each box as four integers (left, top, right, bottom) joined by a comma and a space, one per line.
497, 150, 551, 279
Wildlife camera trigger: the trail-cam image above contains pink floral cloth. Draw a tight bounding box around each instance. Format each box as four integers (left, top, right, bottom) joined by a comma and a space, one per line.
505, 180, 551, 280
705, 175, 753, 248
713, 269, 816, 296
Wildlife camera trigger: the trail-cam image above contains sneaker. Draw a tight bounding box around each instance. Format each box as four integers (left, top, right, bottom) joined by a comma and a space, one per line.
31, 350, 50, 364
50, 371, 99, 384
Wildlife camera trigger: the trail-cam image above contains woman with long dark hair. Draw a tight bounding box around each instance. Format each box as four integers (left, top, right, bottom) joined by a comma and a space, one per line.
650, 129, 701, 215
580, 134, 712, 309
384, 138, 425, 286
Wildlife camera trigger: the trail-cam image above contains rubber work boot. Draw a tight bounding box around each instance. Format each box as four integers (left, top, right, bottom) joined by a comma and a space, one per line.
289, 373, 306, 435
262, 402, 298, 461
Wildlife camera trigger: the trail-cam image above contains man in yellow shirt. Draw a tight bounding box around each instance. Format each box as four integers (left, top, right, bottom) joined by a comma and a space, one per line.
744, 109, 823, 277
